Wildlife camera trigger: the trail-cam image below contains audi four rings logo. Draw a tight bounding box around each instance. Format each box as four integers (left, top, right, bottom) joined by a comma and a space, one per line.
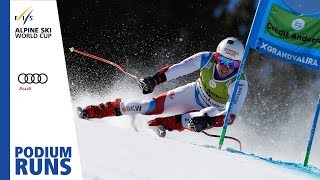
18, 73, 48, 84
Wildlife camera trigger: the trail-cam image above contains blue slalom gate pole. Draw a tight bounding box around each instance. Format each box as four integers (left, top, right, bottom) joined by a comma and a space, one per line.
303, 94, 320, 167
217, 0, 269, 150
218, 47, 250, 150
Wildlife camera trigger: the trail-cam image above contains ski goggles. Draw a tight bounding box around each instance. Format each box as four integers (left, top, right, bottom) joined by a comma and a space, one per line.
215, 53, 241, 69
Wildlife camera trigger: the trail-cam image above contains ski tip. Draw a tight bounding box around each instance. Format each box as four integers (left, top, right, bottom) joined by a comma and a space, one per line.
69, 47, 75, 52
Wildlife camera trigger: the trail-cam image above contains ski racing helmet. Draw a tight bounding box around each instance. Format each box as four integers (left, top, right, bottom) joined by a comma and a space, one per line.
216, 37, 244, 61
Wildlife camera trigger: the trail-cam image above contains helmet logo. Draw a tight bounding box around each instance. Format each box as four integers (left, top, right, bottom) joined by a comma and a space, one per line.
224, 48, 239, 58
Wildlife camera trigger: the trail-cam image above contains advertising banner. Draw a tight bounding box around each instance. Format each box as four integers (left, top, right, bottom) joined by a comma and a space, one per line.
247, 0, 320, 70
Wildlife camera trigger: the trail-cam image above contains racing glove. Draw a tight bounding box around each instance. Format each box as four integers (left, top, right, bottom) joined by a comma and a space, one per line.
188, 114, 218, 132
138, 65, 170, 94
138, 76, 158, 94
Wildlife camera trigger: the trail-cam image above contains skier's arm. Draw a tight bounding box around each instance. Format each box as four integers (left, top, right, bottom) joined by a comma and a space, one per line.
161, 51, 213, 81
185, 107, 235, 132
139, 51, 213, 94
223, 79, 248, 119
187, 80, 248, 131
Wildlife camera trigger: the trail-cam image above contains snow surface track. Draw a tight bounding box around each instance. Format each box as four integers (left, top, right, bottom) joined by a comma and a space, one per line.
70, 83, 320, 180
73, 112, 319, 180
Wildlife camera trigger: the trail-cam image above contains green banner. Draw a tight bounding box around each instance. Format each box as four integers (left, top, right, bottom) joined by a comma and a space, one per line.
264, 4, 320, 49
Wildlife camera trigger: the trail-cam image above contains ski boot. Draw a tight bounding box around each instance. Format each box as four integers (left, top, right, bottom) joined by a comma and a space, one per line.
148, 115, 184, 137
77, 98, 122, 119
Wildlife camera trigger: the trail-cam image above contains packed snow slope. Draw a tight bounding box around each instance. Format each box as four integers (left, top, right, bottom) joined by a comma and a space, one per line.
74, 112, 320, 180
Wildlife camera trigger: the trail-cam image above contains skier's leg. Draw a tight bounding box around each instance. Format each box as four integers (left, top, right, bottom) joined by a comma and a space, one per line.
79, 82, 202, 120
146, 82, 204, 115
79, 98, 122, 119
116, 82, 201, 117
148, 82, 207, 131
148, 107, 225, 132
147, 84, 236, 132
148, 115, 186, 131
79, 98, 153, 119
79, 91, 168, 119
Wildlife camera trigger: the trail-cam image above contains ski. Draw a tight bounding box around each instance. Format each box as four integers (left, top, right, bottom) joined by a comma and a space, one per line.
149, 125, 166, 137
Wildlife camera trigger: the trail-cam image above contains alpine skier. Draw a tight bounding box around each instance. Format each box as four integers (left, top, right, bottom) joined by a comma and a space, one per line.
77, 37, 248, 134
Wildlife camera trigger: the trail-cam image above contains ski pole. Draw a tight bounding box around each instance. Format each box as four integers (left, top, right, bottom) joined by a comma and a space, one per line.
202, 131, 242, 151
69, 47, 140, 81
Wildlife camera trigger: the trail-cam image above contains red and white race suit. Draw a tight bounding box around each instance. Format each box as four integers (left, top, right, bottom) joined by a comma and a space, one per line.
119, 51, 248, 128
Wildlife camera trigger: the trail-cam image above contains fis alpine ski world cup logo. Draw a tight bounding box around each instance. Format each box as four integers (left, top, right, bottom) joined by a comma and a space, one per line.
292, 19, 305, 30
14, 6, 53, 39
15, 6, 33, 25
